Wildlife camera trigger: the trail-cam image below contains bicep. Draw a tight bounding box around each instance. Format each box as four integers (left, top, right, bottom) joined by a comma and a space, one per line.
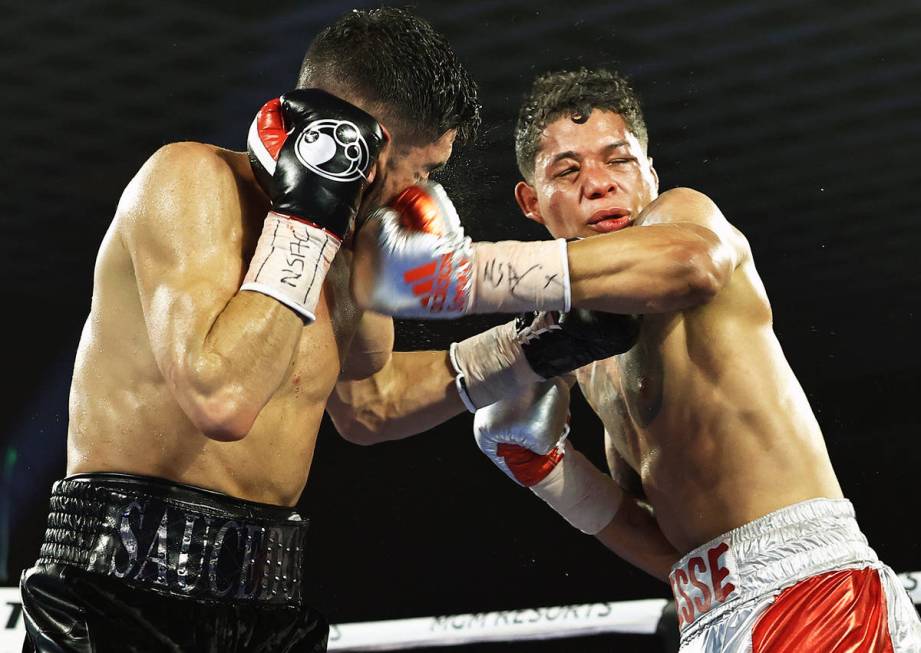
639, 187, 749, 271
577, 369, 643, 495
122, 144, 243, 385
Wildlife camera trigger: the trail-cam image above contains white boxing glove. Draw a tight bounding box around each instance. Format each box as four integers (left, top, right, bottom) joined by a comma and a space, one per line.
473, 379, 624, 535
351, 181, 571, 319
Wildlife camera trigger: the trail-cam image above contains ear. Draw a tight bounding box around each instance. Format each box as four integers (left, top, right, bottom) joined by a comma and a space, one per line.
648, 156, 660, 194
367, 125, 393, 185
380, 123, 393, 147
514, 181, 545, 225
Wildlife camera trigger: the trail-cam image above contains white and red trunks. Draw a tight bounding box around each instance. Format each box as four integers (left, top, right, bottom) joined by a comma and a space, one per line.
668, 498, 921, 652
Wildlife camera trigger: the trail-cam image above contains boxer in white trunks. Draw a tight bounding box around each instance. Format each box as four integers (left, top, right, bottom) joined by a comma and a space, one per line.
343, 67, 921, 651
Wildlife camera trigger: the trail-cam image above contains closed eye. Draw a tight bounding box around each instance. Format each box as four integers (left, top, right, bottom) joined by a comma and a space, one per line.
422, 161, 448, 182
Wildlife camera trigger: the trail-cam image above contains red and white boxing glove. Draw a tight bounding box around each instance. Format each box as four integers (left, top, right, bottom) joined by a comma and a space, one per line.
473, 379, 623, 535
350, 181, 571, 319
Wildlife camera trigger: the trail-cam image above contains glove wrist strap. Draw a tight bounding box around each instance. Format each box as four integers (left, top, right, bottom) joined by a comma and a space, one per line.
452, 369, 479, 414
468, 239, 571, 314
450, 322, 543, 411
241, 211, 341, 323
531, 442, 624, 535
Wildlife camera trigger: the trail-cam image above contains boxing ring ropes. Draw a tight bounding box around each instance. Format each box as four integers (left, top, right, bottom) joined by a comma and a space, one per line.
2, 573, 919, 651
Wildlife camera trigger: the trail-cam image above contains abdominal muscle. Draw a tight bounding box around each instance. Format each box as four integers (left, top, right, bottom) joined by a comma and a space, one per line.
578, 294, 843, 553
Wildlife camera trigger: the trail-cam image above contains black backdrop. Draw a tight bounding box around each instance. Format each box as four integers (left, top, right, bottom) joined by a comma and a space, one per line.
2, 1, 920, 651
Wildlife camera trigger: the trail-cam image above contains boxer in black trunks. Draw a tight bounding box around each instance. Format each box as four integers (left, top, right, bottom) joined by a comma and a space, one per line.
19, 8, 481, 652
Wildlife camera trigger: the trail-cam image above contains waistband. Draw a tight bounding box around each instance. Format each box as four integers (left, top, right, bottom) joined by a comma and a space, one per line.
668, 498, 878, 634
37, 473, 308, 605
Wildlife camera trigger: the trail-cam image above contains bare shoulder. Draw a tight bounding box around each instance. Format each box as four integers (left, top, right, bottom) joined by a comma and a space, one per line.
110, 142, 255, 304
645, 186, 752, 266
117, 142, 243, 247
643, 187, 729, 230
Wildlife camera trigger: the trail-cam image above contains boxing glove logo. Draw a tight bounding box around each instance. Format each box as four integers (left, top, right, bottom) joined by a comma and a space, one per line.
295, 119, 371, 182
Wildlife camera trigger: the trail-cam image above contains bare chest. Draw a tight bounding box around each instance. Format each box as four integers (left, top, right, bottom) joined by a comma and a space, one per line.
581, 316, 669, 416
576, 315, 675, 468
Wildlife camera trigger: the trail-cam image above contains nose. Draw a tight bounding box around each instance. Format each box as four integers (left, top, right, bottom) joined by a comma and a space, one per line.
581, 163, 619, 200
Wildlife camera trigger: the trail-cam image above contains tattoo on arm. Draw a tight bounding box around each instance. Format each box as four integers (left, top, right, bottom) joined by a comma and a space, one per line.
619, 337, 664, 428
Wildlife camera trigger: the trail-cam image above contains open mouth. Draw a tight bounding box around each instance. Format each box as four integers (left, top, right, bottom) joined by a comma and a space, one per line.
587, 208, 632, 233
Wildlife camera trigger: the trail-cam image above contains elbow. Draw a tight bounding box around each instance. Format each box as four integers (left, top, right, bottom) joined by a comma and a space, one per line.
327, 380, 398, 446
172, 355, 261, 442
331, 411, 389, 446
687, 253, 726, 303
174, 364, 262, 442
329, 404, 393, 446
673, 243, 730, 307
193, 392, 259, 442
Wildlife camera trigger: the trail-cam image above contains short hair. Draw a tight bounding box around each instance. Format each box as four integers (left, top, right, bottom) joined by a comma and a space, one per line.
514, 68, 648, 182
298, 7, 480, 145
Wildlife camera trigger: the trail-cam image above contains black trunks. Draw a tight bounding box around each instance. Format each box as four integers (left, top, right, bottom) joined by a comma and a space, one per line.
20, 473, 328, 652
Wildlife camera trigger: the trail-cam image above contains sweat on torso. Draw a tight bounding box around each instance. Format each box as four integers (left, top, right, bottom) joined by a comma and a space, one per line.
67, 163, 365, 506
577, 263, 843, 553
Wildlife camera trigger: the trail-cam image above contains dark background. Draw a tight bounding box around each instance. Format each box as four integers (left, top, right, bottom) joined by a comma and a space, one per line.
2, 1, 920, 651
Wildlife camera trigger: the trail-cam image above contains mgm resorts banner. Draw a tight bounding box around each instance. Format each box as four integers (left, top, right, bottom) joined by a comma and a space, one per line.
3, 577, 921, 651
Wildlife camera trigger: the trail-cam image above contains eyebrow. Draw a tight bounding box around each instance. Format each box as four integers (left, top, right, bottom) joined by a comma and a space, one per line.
548, 140, 630, 167
549, 150, 581, 166
600, 140, 629, 155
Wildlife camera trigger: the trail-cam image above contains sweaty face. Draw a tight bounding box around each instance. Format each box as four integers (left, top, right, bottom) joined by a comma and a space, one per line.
358, 128, 456, 221
516, 110, 659, 239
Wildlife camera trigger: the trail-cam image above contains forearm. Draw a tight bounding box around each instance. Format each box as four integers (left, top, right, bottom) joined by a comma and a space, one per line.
175, 291, 303, 439
328, 350, 466, 444
594, 496, 680, 582
472, 381, 678, 580
567, 225, 723, 313
190, 85, 386, 427
567, 189, 736, 314
355, 184, 741, 320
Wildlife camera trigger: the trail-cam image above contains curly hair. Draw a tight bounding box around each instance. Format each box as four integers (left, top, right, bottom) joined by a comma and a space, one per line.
299, 7, 481, 145
515, 68, 647, 181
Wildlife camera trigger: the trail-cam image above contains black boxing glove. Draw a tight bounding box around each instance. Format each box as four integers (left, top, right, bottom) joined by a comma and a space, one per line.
450, 309, 641, 411
518, 309, 641, 379
242, 89, 385, 321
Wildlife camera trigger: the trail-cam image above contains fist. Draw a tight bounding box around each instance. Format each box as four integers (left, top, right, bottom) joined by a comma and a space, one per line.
247, 88, 385, 239
473, 379, 571, 486
518, 309, 642, 379
351, 181, 475, 317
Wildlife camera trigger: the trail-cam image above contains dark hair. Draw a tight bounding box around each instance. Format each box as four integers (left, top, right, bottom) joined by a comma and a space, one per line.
298, 7, 480, 145
514, 67, 648, 181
